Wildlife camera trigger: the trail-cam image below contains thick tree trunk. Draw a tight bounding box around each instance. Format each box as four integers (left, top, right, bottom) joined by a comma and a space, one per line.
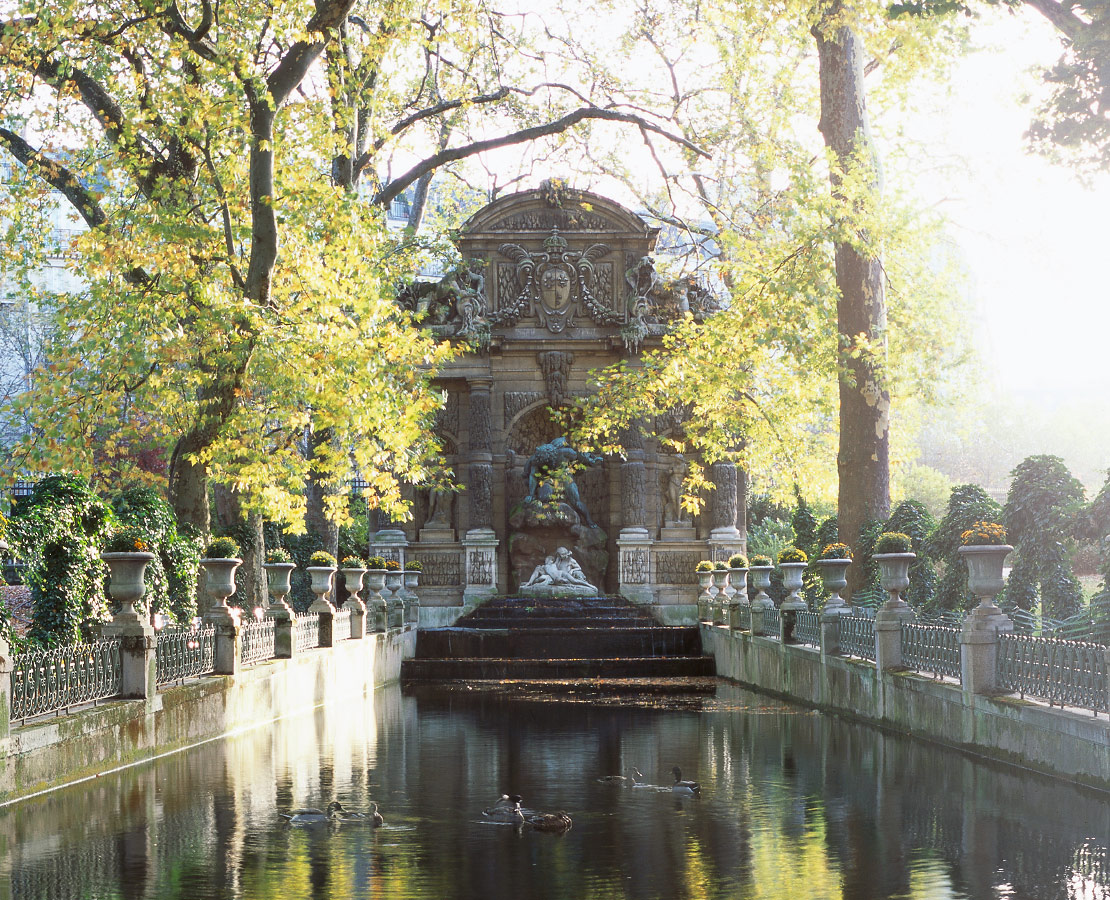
169, 434, 211, 535
304, 427, 340, 556
813, 3, 891, 598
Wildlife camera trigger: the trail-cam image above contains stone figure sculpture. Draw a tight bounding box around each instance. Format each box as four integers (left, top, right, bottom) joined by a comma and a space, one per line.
662, 454, 691, 525
522, 546, 599, 594
523, 436, 603, 527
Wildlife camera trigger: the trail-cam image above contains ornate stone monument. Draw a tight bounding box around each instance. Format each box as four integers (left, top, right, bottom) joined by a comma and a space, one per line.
384, 184, 747, 625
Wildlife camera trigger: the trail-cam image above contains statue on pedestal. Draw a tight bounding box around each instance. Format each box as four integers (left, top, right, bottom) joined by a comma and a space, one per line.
521, 546, 599, 596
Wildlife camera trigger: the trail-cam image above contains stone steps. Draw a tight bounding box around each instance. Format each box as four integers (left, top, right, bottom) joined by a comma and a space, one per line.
402, 656, 717, 681
414, 626, 702, 659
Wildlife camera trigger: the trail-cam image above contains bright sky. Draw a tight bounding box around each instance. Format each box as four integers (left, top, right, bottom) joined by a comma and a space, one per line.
907, 7, 1110, 401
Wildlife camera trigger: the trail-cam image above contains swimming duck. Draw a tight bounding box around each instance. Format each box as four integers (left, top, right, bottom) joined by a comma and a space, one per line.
596, 767, 644, 786
483, 800, 526, 825
280, 801, 345, 824
336, 801, 385, 827
529, 811, 573, 833
671, 767, 701, 797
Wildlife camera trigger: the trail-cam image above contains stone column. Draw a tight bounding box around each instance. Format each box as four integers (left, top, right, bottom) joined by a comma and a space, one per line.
204, 608, 242, 676
618, 422, 654, 605
463, 376, 498, 605
0, 635, 12, 746
708, 458, 744, 560
103, 612, 157, 702
272, 611, 297, 659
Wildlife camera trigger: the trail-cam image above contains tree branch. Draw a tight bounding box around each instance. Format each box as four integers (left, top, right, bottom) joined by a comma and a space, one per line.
1023, 0, 1088, 42
0, 129, 107, 228
374, 107, 709, 207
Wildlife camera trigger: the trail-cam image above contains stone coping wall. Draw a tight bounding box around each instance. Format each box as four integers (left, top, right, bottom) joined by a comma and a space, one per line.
703, 625, 1110, 792
1, 630, 415, 804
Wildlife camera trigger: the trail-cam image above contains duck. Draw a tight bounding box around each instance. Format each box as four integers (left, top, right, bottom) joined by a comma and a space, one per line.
482, 800, 526, 825
529, 811, 573, 833
671, 767, 701, 797
335, 801, 385, 827
280, 800, 345, 824
596, 767, 645, 786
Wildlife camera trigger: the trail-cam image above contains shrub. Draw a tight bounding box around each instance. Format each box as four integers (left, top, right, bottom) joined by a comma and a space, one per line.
750, 554, 773, 567
778, 547, 807, 564
886, 499, 938, 608
308, 550, 337, 567
695, 560, 714, 573
961, 521, 1007, 546
205, 536, 241, 559
7, 474, 114, 645
265, 548, 293, 564
819, 542, 852, 560
728, 553, 749, 569
874, 532, 912, 554
104, 527, 154, 554
367, 556, 387, 569
341, 555, 367, 569
929, 484, 1003, 611
405, 559, 423, 572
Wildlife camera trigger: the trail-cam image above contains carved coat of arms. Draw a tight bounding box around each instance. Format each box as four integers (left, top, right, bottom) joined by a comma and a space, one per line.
494, 228, 620, 332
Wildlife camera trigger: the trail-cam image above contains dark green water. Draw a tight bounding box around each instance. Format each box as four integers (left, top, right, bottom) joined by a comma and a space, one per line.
1, 681, 1107, 900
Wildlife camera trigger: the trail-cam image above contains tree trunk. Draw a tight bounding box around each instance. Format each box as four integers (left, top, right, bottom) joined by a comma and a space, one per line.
304, 427, 340, 557
169, 433, 211, 535
813, 2, 891, 598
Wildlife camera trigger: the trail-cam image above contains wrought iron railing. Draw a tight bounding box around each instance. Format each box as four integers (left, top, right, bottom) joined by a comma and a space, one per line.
240, 618, 275, 667
11, 639, 123, 723
997, 633, 1109, 715
296, 613, 319, 652
795, 610, 821, 647
764, 606, 781, 637
838, 615, 876, 661
901, 622, 962, 680
333, 608, 351, 642
156, 625, 215, 685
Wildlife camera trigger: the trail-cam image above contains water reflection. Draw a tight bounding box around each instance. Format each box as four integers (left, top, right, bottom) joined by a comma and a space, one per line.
0, 682, 1107, 900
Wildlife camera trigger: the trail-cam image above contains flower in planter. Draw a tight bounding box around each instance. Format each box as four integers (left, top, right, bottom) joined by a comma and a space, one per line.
105, 526, 152, 554
728, 553, 749, 569
750, 554, 773, 567
384, 559, 401, 571
405, 560, 423, 572
205, 536, 241, 559
265, 547, 292, 564
308, 550, 337, 568
341, 555, 367, 569
960, 521, 1007, 546
713, 560, 729, 571
695, 560, 714, 573
367, 556, 387, 570
778, 547, 808, 564
819, 542, 852, 560
874, 532, 912, 554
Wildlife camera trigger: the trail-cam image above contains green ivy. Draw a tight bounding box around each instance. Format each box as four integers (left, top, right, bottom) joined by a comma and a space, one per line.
886, 499, 938, 609
1003, 455, 1085, 618
9, 474, 114, 646
928, 484, 1002, 612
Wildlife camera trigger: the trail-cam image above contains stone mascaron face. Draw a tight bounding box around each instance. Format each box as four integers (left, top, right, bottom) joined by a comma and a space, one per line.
539, 266, 572, 312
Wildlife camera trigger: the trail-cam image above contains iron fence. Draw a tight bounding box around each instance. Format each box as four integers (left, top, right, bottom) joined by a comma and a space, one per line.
764, 606, 781, 637
838, 615, 876, 661
156, 625, 215, 685
296, 613, 320, 652
333, 608, 352, 642
240, 618, 275, 667
901, 622, 962, 680
734, 604, 751, 632
997, 633, 1108, 715
795, 610, 821, 647
11, 639, 123, 723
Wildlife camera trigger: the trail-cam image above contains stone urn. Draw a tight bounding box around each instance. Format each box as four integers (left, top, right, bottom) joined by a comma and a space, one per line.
403, 569, 421, 625
727, 566, 749, 629
200, 557, 242, 620
696, 569, 713, 622
749, 566, 775, 609
385, 571, 404, 628
306, 566, 336, 612
814, 558, 852, 614
711, 568, 730, 625
340, 567, 367, 607
101, 552, 156, 625
365, 568, 388, 631
874, 552, 915, 612
779, 561, 808, 642
959, 544, 1014, 631
263, 562, 296, 613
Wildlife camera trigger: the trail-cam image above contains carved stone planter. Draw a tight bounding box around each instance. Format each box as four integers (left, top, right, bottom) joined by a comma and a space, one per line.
711, 570, 730, 625
366, 569, 388, 632
727, 566, 749, 630
814, 558, 852, 614
874, 553, 915, 612
959, 544, 1014, 632
306, 566, 336, 612
749, 566, 775, 609
200, 557, 242, 620
779, 561, 808, 642
385, 571, 405, 628
263, 562, 296, 614
696, 570, 713, 622
101, 552, 156, 625
403, 570, 421, 625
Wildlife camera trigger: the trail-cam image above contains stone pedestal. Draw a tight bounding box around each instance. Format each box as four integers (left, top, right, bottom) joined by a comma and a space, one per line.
660, 523, 696, 541
463, 528, 499, 607
419, 524, 456, 544
309, 600, 336, 647
103, 616, 157, 701
875, 607, 913, 671
372, 528, 409, 567
271, 609, 296, 658
960, 606, 1013, 695
0, 635, 10, 744
203, 606, 242, 676
618, 528, 653, 605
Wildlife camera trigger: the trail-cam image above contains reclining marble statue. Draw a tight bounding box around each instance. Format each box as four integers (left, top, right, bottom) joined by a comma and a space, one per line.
521, 546, 599, 595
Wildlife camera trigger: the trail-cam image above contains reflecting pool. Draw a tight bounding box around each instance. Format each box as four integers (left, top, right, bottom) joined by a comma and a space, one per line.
1, 681, 1107, 899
